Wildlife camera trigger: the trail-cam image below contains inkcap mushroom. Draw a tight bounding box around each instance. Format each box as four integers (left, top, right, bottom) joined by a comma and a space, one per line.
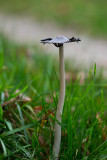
41, 35, 81, 159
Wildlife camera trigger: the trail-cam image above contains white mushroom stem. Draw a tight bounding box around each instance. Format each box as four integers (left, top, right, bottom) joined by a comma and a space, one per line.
52, 45, 65, 159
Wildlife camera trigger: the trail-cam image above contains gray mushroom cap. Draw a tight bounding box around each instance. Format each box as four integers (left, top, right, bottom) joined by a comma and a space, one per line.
41, 35, 81, 47
42, 36, 69, 44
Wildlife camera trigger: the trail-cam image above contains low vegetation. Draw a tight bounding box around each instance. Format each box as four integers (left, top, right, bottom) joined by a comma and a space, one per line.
0, 36, 107, 159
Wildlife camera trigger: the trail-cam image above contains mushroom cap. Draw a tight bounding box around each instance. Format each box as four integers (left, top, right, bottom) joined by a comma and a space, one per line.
41, 36, 81, 47
41, 36, 69, 44
48, 36, 69, 44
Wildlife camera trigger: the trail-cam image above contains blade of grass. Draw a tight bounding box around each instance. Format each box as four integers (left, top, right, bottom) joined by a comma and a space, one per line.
1, 92, 4, 104
1, 123, 36, 137
5, 120, 13, 131
16, 103, 29, 144
80, 81, 93, 103
11, 84, 28, 98
94, 63, 96, 77
0, 40, 3, 70
0, 138, 7, 156
17, 145, 34, 160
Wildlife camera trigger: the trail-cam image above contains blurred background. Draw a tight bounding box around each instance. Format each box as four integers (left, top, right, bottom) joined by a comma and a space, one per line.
0, 1, 107, 159
0, 0, 107, 75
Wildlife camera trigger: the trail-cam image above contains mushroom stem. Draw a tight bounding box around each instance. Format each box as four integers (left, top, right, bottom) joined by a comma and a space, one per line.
52, 45, 65, 159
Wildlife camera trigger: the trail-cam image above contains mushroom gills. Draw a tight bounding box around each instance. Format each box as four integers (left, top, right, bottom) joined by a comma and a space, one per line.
53, 43, 63, 47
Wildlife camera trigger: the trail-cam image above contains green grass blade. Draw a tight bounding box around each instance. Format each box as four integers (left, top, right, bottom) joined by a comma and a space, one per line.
94, 63, 96, 77
16, 103, 29, 144
17, 145, 34, 160
1, 92, 4, 104
80, 81, 93, 102
1, 123, 36, 137
11, 84, 28, 98
0, 138, 7, 156
5, 120, 13, 131
0, 41, 3, 70
0, 92, 4, 118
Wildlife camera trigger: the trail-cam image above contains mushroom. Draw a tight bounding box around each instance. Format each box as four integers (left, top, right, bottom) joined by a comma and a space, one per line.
41, 36, 81, 159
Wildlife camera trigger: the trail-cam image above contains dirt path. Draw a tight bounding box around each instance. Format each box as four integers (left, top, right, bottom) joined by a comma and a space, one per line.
0, 14, 107, 75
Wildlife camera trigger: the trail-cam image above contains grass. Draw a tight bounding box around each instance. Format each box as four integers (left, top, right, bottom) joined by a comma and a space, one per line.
0, 0, 107, 37
0, 36, 107, 160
